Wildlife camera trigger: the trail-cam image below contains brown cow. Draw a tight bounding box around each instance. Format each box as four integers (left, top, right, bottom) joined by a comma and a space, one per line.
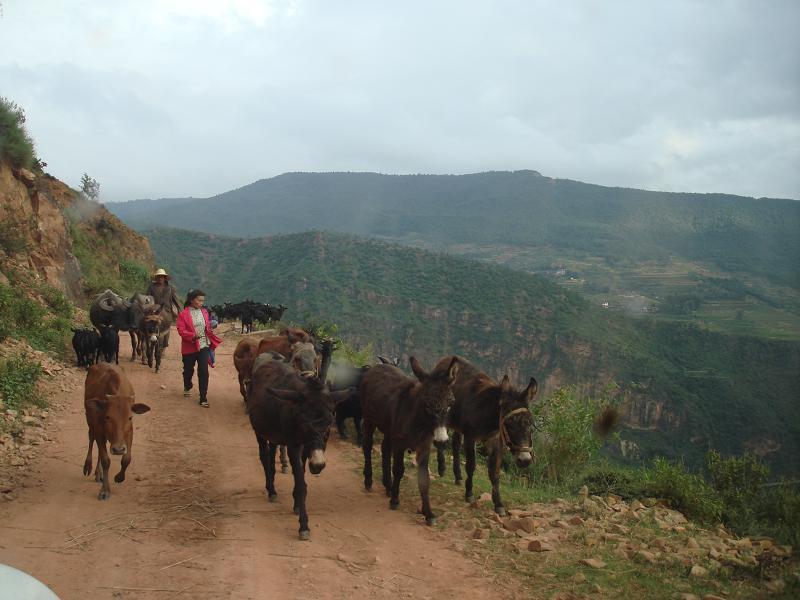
257, 335, 295, 359
83, 363, 150, 500
280, 327, 314, 343
233, 337, 260, 400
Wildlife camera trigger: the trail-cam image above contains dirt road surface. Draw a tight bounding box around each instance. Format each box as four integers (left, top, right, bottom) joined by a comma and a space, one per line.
0, 330, 522, 600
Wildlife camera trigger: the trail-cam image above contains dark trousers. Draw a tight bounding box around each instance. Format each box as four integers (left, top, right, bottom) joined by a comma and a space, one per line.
183, 348, 210, 400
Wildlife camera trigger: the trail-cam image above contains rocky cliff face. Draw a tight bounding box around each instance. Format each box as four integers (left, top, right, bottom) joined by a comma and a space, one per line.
0, 163, 154, 301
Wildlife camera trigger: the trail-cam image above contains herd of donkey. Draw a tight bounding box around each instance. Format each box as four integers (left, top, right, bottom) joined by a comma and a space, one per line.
71, 289, 616, 540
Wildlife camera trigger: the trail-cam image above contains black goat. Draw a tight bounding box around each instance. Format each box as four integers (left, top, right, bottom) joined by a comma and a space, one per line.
71, 328, 100, 367
97, 325, 120, 364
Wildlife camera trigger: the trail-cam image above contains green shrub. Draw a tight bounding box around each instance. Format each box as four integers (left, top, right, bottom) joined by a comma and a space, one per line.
753, 483, 800, 548
0, 219, 31, 254
579, 463, 646, 499
119, 259, 150, 292
0, 283, 71, 353
0, 97, 36, 169
38, 284, 74, 320
529, 385, 617, 483
11, 296, 46, 329
0, 355, 43, 411
643, 457, 723, 523
707, 449, 769, 531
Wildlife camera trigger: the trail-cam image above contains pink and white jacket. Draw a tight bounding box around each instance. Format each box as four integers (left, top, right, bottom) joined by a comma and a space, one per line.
176, 307, 223, 356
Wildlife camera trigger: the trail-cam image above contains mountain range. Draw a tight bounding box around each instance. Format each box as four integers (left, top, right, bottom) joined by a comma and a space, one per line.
144, 227, 800, 477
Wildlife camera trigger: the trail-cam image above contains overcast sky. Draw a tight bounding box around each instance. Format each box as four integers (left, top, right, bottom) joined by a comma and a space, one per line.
1, 1, 798, 202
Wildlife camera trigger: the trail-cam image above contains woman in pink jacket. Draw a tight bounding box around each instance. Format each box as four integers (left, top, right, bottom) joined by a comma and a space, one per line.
176, 289, 222, 408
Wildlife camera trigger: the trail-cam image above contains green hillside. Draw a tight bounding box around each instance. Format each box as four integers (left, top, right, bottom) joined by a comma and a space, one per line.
147, 227, 800, 477
110, 171, 800, 339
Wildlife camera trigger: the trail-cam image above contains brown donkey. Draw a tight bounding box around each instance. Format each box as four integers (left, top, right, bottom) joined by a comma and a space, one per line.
247, 359, 349, 540
360, 356, 459, 525
434, 356, 537, 515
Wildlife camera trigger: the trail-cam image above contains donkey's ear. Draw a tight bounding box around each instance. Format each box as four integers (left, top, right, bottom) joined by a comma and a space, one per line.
409, 356, 428, 381
500, 374, 511, 394
523, 377, 539, 403
446, 357, 459, 385
266, 387, 304, 402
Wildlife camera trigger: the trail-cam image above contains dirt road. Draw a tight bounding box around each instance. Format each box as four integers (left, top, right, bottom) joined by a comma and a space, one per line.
0, 330, 520, 600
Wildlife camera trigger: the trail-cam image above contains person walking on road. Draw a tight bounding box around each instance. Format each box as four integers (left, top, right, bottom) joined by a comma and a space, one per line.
176, 289, 222, 408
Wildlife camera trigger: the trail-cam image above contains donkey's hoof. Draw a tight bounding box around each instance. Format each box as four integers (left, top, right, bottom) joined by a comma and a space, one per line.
495, 506, 507, 516
465, 494, 475, 503
281, 466, 289, 474
83, 463, 92, 477
389, 500, 399, 510
298, 530, 310, 541
426, 516, 437, 526
268, 493, 278, 503
455, 478, 463, 485
98, 490, 110, 501
114, 472, 125, 484
364, 483, 372, 492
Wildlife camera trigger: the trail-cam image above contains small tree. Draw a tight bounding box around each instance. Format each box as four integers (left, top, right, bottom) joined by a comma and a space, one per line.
0, 96, 36, 169
532, 384, 618, 482
80, 173, 100, 201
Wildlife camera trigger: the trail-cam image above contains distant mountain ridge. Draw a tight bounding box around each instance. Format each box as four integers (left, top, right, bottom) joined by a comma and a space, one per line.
145, 227, 800, 477
109, 171, 800, 287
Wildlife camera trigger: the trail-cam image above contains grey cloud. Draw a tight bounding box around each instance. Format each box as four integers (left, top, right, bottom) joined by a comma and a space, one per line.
0, 0, 797, 201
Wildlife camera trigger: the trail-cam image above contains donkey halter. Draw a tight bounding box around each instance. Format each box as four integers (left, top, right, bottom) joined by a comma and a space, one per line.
498, 406, 533, 454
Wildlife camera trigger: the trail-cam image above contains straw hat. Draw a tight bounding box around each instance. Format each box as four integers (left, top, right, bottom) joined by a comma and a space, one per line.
153, 268, 169, 278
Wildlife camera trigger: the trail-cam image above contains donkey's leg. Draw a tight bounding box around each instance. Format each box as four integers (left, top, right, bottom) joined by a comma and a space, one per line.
452, 431, 463, 484
129, 331, 137, 361
255, 434, 277, 500
288, 447, 310, 540
154, 342, 162, 373
464, 436, 477, 503
487, 439, 506, 516
279, 445, 289, 474
417, 445, 436, 525
381, 436, 392, 496
336, 411, 348, 440
354, 414, 363, 446
436, 443, 446, 478
266, 443, 278, 499
362, 421, 375, 491
389, 445, 405, 510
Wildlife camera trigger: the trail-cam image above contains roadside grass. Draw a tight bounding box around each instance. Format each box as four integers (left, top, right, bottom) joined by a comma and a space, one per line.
340, 441, 798, 599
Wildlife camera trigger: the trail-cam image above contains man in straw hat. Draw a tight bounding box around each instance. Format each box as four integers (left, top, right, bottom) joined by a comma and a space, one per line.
146, 268, 182, 349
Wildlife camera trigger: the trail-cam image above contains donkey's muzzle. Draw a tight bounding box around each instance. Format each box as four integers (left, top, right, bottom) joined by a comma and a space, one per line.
515, 451, 533, 467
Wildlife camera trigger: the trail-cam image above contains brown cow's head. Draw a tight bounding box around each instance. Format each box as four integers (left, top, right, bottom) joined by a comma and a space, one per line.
498, 375, 537, 467
410, 356, 459, 448
87, 395, 151, 455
